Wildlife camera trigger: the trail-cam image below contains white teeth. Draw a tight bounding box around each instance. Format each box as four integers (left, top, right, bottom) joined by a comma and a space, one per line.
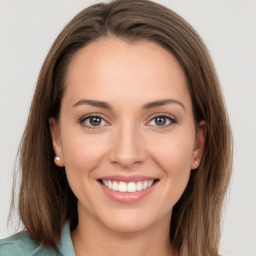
119, 182, 127, 192
143, 181, 148, 189
112, 181, 118, 191
136, 181, 143, 191
108, 180, 113, 189
127, 182, 136, 192
148, 180, 153, 187
102, 179, 156, 193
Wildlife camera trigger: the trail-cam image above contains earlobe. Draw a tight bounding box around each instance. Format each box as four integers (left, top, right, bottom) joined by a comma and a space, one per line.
49, 118, 64, 167
191, 120, 207, 170
54, 156, 63, 166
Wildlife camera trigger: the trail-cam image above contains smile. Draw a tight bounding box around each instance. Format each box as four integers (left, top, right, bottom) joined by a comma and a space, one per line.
101, 180, 155, 193
98, 176, 159, 203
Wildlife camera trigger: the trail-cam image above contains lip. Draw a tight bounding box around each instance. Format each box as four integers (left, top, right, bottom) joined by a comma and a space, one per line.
97, 175, 159, 203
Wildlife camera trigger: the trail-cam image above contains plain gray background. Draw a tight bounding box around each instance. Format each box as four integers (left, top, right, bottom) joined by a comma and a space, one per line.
0, 1, 255, 255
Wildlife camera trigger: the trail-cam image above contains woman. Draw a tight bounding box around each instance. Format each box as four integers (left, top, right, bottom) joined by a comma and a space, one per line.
0, 0, 232, 255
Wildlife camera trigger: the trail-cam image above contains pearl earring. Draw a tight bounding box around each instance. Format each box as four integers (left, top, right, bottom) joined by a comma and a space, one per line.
55, 156, 60, 161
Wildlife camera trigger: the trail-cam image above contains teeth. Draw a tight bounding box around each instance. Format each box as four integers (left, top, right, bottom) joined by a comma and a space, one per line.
102, 180, 155, 193
112, 181, 118, 191
143, 180, 147, 189
137, 181, 143, 191
127, 182, 136, 192
108, 180, 113, 189
148, 180, 153, 187
119, 182, 127, 192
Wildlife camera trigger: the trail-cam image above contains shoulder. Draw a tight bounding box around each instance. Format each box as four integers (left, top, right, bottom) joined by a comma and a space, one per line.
0, 231, 58, 256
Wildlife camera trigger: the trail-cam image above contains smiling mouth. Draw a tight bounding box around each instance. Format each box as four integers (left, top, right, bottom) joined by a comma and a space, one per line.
98, 179, 159, 193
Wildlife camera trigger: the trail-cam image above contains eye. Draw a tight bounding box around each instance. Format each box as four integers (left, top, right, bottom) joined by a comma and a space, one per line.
148, 114, 176, 127
79, 115, 108, 128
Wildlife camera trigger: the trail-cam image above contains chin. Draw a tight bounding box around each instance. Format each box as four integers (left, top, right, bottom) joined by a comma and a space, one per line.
104, 218, 152, 234
96, 207, 167, 234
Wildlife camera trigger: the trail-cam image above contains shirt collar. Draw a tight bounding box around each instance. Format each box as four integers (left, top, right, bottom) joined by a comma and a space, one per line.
58, 222, 76, 256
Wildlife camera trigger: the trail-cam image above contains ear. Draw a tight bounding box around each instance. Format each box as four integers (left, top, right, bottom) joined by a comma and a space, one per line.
191, 120, 207, 170
49, 118, 64, 167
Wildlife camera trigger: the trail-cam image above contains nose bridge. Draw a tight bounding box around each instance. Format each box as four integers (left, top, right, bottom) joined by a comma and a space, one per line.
108, 119, 145, 168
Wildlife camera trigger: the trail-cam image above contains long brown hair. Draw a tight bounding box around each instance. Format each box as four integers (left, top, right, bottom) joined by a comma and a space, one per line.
13, 0, 232, 255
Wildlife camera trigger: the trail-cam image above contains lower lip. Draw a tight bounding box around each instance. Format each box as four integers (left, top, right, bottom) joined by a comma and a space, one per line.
99, 182, 157, 203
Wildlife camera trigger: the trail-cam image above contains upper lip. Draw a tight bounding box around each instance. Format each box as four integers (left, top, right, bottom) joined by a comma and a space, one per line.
98, 175, 159, 182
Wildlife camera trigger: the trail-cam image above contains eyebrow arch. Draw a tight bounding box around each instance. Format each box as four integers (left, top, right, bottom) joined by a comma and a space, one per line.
142, 99, 185, 110
73, 98, 185, 111
73, 99, 112, 109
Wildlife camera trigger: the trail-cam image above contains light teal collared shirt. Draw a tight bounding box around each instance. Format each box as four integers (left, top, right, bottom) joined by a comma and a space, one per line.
0, 223, 76, 256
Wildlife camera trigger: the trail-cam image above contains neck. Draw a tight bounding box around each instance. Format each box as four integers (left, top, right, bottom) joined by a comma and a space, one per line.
71, 208, 177, 256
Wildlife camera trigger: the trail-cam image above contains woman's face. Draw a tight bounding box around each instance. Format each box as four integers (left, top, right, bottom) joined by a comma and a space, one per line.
50, 37, 205, 233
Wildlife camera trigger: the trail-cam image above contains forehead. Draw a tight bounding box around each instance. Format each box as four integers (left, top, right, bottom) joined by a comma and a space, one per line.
63, 36, 191, 109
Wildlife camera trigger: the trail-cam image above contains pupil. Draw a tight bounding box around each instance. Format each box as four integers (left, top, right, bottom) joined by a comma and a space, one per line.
90, 117, 101, 126
155, 116, 166, 126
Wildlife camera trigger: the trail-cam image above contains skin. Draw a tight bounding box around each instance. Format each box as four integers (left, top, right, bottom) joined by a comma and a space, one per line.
50, 37, 206, 256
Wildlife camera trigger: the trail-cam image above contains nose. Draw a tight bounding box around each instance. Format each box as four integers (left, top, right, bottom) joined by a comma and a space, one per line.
108, 122, 146, 169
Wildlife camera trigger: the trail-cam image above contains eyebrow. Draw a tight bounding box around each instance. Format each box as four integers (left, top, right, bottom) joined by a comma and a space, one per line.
73, 99, 112, 109
142, 99, 185, 110
73, 98, 185, 111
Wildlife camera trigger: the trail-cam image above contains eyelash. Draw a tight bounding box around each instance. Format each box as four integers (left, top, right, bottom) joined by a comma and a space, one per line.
78, 113, 177, 130
78, 114, 109, 129
147, 113, 177, 128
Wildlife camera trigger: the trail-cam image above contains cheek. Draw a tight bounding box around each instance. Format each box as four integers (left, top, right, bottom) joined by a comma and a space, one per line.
60, 131, 110, 207
148, 132, 194, 202
150, 131, 195, 173
156, 142, 193, 186
60, 125, 109, 177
